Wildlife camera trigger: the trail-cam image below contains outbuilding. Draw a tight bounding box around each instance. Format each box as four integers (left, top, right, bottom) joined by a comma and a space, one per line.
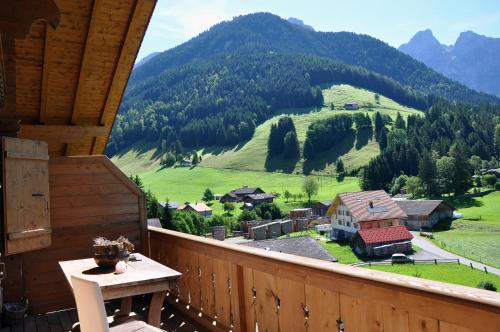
395, 200, 454, 230
352, 225, 413, 257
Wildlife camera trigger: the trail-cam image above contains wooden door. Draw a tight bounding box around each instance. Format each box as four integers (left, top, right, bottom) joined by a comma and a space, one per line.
2, 137, 51, 255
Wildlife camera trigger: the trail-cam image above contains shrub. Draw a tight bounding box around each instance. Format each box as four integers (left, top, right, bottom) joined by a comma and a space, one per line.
476, 281, 497, 291
495, 183, 500, 191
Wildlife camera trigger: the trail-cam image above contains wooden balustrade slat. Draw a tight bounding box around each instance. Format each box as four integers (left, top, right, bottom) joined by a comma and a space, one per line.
277, 276, 306, 332
382, 304, 410, 332
253, 270, 279, 332
229, 263, 243, 332
199, 253, 216, 318
408, 314, 438, 332
340, 294, 384, 331
242, 266, 256, 332
304, 284, 340, 332
213, 258, 231, 327
188, 250, 201, 310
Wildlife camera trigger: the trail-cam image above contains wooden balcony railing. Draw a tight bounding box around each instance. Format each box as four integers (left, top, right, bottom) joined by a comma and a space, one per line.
148, 227, 500, 332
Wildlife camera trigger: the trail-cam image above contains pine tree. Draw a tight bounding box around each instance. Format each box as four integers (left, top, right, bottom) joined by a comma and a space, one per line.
374, 111, 384, 139
379, 127, 388, 150
494, 124, 500, 158
336, 158, 345, 174
450, 142, 472, 195
418, 150, 437, 196
394, 112, 405, 129
283, 131, 300, 159
268, 123, 279, 154
192, 153, 199, 165
303, 138, 314, 159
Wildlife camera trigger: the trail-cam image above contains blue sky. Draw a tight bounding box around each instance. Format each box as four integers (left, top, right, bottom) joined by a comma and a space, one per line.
137, 0, 500, 62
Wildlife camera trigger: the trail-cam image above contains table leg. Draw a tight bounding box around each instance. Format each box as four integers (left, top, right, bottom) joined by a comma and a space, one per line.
114, 296, 132, 321
147, 290, 166, 328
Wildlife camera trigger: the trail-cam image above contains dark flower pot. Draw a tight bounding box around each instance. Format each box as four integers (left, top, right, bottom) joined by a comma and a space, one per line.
93, 244, 120, 268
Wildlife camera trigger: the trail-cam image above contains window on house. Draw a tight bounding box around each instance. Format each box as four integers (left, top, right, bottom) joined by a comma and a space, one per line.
347, 222, 351, 227
346, 211, 350, 216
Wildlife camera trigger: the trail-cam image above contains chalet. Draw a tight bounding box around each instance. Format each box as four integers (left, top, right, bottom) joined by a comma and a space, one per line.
395, 200, 454, 230
0, 2, 496, 330
312, 200, 332, 216
352, 225, 413, 257
220, 186, 264, 203
243, 193, 275, 207
344, 103, 360, 110
178, 202, 213, 218
327, 190, 407, 241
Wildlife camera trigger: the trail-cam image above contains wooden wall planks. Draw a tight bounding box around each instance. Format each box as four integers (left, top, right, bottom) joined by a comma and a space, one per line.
148, 229, 500, 332
3, 155, 147, 313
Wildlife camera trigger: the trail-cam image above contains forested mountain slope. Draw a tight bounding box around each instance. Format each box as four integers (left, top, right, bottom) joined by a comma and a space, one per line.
108, 12, 499, 157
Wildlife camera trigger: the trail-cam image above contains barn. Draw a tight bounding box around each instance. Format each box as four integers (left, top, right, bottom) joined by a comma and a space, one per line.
395, 200, 454, 230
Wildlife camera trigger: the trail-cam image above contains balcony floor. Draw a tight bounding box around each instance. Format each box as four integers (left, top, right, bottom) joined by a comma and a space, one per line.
0, 295, 201, 332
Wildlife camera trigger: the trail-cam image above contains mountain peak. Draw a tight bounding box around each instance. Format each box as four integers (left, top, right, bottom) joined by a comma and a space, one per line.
287, 17, 315, 31
409, 29, 440, 46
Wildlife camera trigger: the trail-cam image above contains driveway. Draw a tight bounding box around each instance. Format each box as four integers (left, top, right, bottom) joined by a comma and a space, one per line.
410, 232, 500, 276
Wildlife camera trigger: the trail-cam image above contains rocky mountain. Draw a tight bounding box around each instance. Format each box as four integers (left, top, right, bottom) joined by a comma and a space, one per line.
399, 30, 500, 96
287, 17, 315, 31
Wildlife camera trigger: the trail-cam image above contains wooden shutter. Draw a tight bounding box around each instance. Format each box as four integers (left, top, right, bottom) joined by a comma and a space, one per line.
2, 137, 51, 255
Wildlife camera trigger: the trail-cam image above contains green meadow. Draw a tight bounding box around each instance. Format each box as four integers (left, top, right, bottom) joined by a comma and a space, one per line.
365, 263, 500, 290
137, 166, 359, 216
432, 191, 500, 269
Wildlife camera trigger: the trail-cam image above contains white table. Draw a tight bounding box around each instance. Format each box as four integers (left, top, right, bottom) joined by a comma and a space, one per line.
59, 253, 181, 327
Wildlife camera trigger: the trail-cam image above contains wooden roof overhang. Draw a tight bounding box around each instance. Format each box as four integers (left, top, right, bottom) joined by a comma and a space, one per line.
0, 0, 157, 156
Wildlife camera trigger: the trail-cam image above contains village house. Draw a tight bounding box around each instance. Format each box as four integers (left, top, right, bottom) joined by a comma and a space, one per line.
344, 102, 360, 110
178, 202, 213, 218
312, 200, 332, 216
243, 193, 275, 207
220, 186, 264, 203
352, 225, 413, 257
327, 190, 407, 241
395, 200, 454, 230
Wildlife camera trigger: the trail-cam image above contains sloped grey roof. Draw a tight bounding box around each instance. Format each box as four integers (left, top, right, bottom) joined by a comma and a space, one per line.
242, 236, 337, 262
232, 187, 263, 195
147, 218, 162, 228
246, 193, 275, 200
395, 200, 451, 216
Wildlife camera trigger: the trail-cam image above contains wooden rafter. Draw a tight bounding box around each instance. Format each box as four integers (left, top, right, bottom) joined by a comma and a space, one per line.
69, 0, 97, 127
38, 23, 54, 124
91, 0, 158, 155
18, 124, 107, 143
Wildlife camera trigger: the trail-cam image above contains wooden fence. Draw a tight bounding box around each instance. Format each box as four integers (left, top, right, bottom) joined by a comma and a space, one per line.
149, 227, 500, 332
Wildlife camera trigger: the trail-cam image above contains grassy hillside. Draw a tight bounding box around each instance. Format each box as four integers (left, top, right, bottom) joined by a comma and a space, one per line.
112, 84, 421, 175
200, 84, 421, 174
366, 264, 500, 290
433, 191, 500, 269
136, 167, 359, 216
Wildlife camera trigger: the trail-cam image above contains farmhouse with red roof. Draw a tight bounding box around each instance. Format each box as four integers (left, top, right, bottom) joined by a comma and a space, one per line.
326, 190, 407, 241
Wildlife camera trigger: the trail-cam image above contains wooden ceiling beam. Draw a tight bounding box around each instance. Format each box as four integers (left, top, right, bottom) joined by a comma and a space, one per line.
38, 23, 54, 125
69, 0, 97, 126
91, 0, 157, 155
18, 124, 107, 143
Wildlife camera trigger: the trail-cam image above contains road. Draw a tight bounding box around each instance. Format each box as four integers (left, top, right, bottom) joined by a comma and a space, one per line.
410, 232, 500, 276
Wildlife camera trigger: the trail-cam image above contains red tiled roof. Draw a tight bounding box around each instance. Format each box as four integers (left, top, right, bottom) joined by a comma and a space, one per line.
357, 226, 413, 244
339, 190, 407, 222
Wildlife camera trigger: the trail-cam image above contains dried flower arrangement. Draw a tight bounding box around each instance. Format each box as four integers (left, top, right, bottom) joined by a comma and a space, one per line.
93, 236, 135, 267
93, 236, 134, 252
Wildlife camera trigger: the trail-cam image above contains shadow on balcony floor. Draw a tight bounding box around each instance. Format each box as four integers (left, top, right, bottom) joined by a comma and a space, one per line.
0, 295, 202, 332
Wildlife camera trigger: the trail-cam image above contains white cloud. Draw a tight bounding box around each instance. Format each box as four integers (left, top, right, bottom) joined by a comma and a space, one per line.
153, 0, 231, 39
